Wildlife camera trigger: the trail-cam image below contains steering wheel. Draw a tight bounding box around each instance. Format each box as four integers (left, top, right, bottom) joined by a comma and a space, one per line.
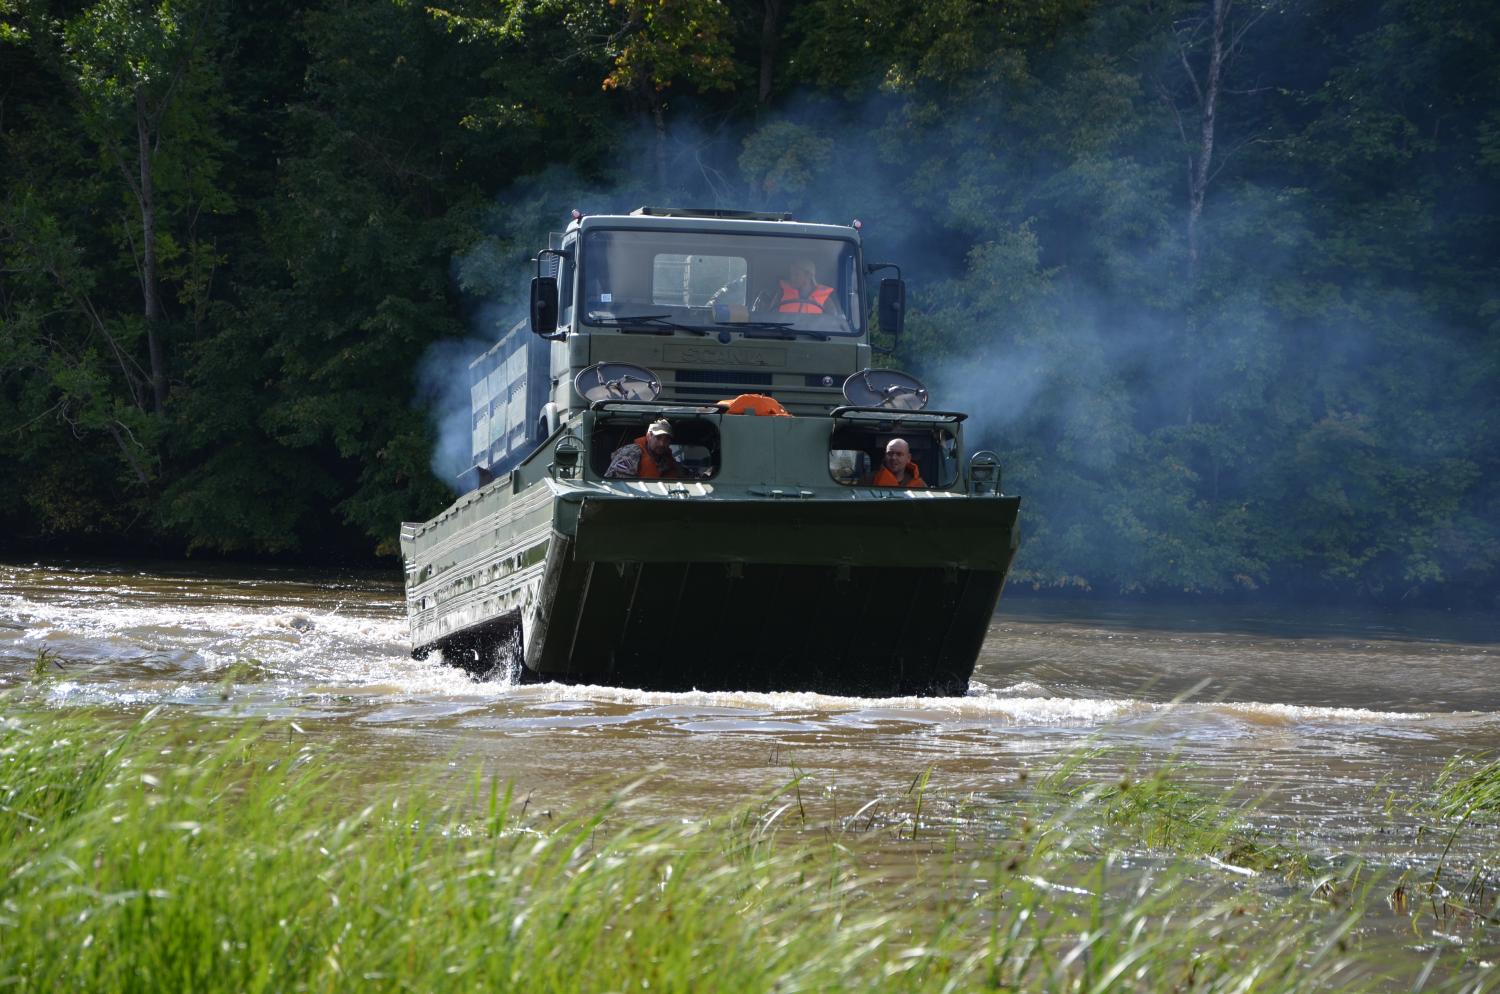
750, 287, 783, 312
708, 275, 747, 306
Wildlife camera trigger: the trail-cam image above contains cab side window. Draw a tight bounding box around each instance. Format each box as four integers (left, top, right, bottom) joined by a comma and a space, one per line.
828, 426, 957, 487
559, 242, 576, 327
591, 419, 721, 480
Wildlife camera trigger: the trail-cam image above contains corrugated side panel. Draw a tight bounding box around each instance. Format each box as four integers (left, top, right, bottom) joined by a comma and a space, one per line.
466, 319, 551, 479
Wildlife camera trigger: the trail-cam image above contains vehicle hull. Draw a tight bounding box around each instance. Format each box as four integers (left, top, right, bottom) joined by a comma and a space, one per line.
406, 484, 1020, 695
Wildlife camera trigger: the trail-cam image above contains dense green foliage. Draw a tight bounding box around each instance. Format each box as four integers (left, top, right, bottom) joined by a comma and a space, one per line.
2, 0, 1497, 598
2, 708, 1496, 990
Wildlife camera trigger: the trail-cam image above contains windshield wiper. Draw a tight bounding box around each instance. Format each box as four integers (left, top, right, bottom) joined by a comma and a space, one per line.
707, 318, 835, 341
589, 312, 836, 341
739, 323, 832, 342
587, 312, 709, 336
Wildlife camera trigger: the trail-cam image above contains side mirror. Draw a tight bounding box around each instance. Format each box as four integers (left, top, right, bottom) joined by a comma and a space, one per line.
878, 278, 905, 343
530, 276, 558, 335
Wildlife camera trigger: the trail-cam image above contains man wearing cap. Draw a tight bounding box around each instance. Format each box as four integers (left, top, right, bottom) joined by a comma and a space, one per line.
606, 419, 688, 479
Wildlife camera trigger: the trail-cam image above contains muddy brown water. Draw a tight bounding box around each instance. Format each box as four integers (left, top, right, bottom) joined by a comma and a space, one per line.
3, 560, 1498, 871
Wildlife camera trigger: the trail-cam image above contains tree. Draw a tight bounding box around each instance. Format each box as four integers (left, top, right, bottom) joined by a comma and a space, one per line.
426, 0, 741, 187
8, 0, 228, 412
3, 0, 225, 541
1150, 0, 1276, 277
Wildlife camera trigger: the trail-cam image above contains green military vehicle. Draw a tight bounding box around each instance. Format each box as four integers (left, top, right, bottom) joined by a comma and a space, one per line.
400, 207, 1020, 695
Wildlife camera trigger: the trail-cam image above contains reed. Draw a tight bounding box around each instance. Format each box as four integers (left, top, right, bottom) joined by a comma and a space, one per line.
1, 708, 1494, 993
1413, 753, 1500, 932
1432, 755, 1500, 824
1031, 756, 1314, 880
29, 646, 65, 680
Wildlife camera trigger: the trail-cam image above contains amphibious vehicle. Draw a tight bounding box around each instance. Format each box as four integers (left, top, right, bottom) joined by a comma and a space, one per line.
400, 207, 1020, 695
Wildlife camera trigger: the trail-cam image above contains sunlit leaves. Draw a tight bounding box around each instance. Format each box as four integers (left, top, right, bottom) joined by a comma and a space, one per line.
428, 0, 739, 98
62, 0, 185, 102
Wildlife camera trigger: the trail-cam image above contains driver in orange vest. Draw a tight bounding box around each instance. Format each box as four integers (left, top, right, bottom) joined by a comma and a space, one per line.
870, 437, 926, 488
778, 258, 834, 314
605, 419, 690, 479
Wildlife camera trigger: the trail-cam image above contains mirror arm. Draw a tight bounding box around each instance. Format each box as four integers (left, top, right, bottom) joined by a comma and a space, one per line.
535, 247, 568, 279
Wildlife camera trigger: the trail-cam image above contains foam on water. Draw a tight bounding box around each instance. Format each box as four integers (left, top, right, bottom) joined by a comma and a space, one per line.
4, 563, 1498, 750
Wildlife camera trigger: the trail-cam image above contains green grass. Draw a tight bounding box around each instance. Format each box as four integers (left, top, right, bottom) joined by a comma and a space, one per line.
1432, 755, 1500, 824
28, 646, 65, 680
1413, 754, 1500, 932
1029, 753, 1318, 882
1, 708, 1496, 993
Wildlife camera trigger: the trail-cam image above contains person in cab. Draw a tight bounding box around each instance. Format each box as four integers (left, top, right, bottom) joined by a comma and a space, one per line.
871, 438, 926, 488
777, 258, 835, 314
606, 419, 690, 479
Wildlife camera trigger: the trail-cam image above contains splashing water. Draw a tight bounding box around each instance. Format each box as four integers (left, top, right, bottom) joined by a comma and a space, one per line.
2, 560, 1498, 864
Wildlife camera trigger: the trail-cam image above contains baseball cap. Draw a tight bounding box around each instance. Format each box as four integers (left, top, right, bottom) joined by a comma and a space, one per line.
647, 419, 673, 437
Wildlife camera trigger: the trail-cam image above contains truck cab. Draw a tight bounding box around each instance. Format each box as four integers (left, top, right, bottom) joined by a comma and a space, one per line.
469, 207, 941, 494
540, 207, 876, 416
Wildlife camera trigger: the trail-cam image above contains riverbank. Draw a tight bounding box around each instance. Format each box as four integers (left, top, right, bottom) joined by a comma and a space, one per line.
3, 707, 1495, 993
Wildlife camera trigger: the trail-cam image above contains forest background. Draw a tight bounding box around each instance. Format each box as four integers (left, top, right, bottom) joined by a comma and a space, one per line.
1, 0, 1496, 604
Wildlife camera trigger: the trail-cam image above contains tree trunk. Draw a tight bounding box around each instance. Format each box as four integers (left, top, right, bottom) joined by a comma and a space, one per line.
1186, 0, 1230, 279
106, 420, 151, 486
759, 0, 783, 105
136, 87, 168, 413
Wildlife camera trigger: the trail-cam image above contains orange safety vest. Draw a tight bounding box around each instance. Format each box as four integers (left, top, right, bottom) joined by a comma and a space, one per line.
872, 462, 926, 488
717, 393, 790, 417
632, 436, 683, 479
778, 281, 834, 314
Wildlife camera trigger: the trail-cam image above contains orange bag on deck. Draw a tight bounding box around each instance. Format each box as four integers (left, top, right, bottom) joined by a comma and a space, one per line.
717, 393, 791, 417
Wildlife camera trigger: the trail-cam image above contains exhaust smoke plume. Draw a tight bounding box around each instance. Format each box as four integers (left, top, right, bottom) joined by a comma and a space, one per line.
411, 15, 1499, 601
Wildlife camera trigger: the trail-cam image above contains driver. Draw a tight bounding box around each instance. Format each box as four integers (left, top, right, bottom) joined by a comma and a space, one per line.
871, 437, 926, 488
777, 258, 834, 314
606, 419, 691, 479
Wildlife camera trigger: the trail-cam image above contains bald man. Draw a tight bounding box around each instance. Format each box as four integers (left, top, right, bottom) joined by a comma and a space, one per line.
871, 438, 925, 488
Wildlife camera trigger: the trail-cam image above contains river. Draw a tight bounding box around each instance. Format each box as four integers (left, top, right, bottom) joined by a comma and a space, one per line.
3, 559, 1498, 865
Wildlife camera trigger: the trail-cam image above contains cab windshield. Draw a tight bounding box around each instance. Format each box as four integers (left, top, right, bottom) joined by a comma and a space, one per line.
579, 229, 863, 338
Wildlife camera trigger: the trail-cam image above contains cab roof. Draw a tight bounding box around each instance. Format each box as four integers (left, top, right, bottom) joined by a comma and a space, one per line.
566, 208, 862, 242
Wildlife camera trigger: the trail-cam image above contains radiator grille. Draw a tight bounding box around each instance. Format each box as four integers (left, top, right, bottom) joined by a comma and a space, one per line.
671, 369, 774, 386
